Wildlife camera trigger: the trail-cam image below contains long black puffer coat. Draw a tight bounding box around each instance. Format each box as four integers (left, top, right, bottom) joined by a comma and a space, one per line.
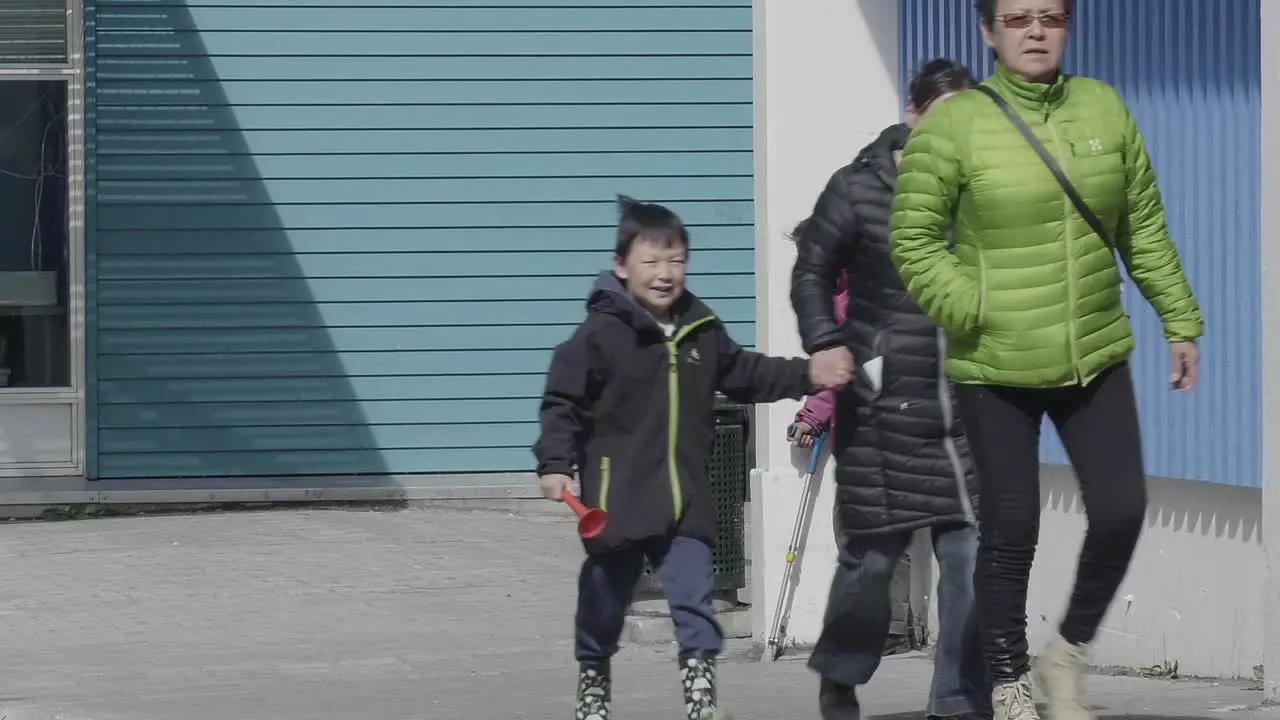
790, 123, 978, 536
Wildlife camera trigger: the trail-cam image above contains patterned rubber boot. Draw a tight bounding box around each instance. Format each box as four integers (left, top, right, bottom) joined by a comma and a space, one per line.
575, 661, 611, 720
679, 652, 730, 720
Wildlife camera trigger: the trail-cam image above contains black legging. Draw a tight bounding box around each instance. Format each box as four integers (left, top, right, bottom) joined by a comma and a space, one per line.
953, 362, 1147, 682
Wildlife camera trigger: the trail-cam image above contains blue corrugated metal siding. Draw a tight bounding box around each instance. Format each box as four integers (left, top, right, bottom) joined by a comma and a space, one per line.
88, 0, 754, 479
899, 0, 1261, 486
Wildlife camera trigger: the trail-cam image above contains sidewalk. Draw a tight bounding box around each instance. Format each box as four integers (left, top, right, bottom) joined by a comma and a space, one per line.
0, 503, 1268, 720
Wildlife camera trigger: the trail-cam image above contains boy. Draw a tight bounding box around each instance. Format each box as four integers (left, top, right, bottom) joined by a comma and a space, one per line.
534, 196, 851, 720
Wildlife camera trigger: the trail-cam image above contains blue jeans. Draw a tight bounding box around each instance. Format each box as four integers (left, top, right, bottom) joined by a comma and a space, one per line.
808, 523, 989, 718
575, 535, 723, 662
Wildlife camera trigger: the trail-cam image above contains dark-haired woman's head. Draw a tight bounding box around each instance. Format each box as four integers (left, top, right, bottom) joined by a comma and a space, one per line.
785, 218, 809, 244
905, 58, 977, 128
976, 0, 1073, 84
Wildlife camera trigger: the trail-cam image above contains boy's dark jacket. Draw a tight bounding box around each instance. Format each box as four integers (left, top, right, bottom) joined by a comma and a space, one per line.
534, 272, 812, 553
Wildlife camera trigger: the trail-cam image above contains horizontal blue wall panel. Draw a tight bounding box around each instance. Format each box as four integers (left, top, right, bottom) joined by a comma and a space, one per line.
95, 56, 750, 82
97, 152, 753, 181
95, 104, 752, 133
96, 201, 754, 231
97, 448, 545, 478
97, 226, 754, 254
96, 322, 756, 355
97, 7, 752, 32
100, 399, 541, 429
96, 176, 754, 207
100, 0, 751, 6
97, 128, 754, 155
96, 250, 752, 281
96, 79, 755, 107
95, 274, 753, 305
90, 0, 754, 479
97, 298, 758, 331
900, 0, 1261, 487
99, 374, 549, 405
100, 422, 542, 455
93, 341, 739, 380
99, 30, 749, 58
97, 350, 558, 380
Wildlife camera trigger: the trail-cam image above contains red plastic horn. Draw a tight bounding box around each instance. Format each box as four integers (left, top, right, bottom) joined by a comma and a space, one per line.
563, 492, 608, 539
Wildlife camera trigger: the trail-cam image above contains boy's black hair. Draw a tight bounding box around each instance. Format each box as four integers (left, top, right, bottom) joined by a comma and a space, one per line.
975, 0, 1074, 27
908, 58, 977, 111
615, 194, 690, 258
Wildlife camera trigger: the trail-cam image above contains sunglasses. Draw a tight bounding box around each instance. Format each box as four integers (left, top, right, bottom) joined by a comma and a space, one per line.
996, 11, 1070, 29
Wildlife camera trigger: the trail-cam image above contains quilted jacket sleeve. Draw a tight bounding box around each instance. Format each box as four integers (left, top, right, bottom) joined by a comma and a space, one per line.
1113, 97, 1205, 341
790, 167, 858, 353
889, 107, 982, 335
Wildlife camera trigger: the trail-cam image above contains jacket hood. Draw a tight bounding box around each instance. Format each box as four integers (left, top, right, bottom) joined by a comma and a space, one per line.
585, 271, 714, 332
853, 122, 911, 189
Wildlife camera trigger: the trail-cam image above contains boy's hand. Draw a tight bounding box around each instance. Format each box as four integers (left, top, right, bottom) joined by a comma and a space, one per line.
539, 473, 575, 502
789, 421, 817, 448
810, 347, 853, 390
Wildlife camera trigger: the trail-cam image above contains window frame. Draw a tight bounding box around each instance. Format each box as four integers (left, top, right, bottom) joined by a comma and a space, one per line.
0, 0, 84, 399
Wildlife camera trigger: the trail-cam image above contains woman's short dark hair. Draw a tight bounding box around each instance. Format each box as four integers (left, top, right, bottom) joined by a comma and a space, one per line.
907, 58, 977, 111
786, 218, 809, 244
975, 0, 1075, 27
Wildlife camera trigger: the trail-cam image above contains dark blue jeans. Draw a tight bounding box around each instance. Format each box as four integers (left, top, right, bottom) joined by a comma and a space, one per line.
809, 523, 989, 718
575, 535, 723, 662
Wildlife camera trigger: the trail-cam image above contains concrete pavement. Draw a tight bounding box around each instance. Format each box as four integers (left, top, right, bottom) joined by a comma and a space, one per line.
0, 503, 1269, 719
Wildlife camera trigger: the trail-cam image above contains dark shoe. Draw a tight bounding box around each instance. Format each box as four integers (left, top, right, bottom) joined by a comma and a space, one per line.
819, 677, 860, 720
679, 651, 720, 720
575, 661, 611, 720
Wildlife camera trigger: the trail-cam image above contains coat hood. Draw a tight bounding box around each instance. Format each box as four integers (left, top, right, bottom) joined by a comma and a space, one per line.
853, 122, 911, 189
585, 271, 715, 333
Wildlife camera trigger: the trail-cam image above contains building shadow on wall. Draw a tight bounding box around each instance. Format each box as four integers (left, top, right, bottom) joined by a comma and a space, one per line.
91, 0, 394, 490
1041, 466, 1261, 544
855, 0, 901, 83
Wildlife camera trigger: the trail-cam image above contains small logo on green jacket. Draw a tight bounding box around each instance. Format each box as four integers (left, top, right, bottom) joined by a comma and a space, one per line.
1088, 138, 1103, 154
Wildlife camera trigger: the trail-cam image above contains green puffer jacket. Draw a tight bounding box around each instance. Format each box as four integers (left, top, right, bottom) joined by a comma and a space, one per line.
890, 63, 1203, 388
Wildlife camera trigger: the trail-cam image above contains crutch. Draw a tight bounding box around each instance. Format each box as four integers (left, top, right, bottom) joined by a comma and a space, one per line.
765, 428, 828, 661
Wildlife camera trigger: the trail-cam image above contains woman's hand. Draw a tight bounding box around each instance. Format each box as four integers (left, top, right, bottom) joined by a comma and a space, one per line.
789, 422, 817, 448
1169, 341, 1199, 392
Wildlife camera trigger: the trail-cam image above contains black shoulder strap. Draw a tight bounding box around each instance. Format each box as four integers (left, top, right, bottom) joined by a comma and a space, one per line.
972, 85, 1112, 249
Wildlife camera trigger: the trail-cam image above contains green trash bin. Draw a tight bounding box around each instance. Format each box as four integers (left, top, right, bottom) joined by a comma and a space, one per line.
639, 397, 750, 593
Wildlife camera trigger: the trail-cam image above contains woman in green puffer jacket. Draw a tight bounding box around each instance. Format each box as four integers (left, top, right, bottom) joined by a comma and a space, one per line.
889, 2, 1204, 720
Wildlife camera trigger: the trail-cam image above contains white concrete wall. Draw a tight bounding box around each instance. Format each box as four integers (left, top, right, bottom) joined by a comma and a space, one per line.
915, 470, 1263, 679
749, 0, 1270, 680
748, 0, 900, 653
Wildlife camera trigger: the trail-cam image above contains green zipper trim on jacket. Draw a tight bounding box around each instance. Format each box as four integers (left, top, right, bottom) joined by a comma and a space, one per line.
599, 456, 612, 512
976, 251, 989, 327
665, 315, 717, 520
1044, 111, 1083, 384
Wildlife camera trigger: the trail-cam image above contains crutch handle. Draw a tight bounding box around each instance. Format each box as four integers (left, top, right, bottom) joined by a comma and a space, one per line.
806, 433, 828, 475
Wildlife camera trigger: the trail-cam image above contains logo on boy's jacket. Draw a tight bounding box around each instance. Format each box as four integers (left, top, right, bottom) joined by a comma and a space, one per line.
1088, 138, 1103, 154
687, 348, 701, 365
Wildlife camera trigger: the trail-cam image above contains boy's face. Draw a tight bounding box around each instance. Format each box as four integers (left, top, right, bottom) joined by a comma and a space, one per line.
614, 236, 688, 319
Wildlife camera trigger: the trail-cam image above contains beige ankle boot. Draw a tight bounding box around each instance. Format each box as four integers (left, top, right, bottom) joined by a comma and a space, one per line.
1033, 634, 1095, 720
